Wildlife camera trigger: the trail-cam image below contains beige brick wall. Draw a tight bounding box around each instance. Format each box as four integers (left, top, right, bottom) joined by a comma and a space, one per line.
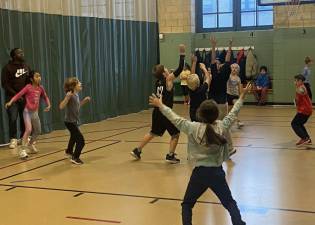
158, 0, 195, 33
274, 4, 315, 28
158, 1, 315, 32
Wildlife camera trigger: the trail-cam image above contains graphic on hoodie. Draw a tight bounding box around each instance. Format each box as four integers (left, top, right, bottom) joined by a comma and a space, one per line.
15, 68, 28, 78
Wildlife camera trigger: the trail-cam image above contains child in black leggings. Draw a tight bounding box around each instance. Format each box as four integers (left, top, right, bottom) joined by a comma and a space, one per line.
59, 77, 91, 165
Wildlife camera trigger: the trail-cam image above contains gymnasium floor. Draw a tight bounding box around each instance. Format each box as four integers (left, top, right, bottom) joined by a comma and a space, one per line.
0, 104, 315, 225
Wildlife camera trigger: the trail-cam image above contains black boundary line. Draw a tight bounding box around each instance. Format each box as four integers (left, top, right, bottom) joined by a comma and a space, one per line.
10, 178, 42, 184
105, 139, 314, 152
37, 126, 149, 141
0, 183, 314, 215
106, 120, 149, 124
5, 186, 16, 191
245, 124, 315, 128
242, 145, 315, 151
0, 126, 146, 171
241, 119, 315, 124
73, 192, 84, 197
66, 216, 121, 224
149, 198, 159, 204
0, 140, 93, 170
0, 141, 121, 181
105, 140, 251, 148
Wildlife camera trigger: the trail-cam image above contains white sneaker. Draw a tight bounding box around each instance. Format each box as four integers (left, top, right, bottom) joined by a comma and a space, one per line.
19, 148, 28, 159
237, 121, 244, 129
27, 144, 39, 154
17, 139, 22, 145
9, 139, 18, 149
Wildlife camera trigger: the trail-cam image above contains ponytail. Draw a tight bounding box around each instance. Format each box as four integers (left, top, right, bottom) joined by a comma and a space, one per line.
205, 124, 227, 145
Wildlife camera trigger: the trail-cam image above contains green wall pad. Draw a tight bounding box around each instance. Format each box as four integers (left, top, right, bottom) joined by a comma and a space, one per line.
0, 9, 158, 144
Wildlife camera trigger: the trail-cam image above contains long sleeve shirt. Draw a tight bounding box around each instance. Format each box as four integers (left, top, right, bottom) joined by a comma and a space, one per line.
255, 74, 270, 88
302, 66, 311, 84
11, 84, 50, 111
159, 99, 243, 167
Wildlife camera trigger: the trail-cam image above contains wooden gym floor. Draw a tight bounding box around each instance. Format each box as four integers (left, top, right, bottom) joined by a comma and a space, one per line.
0, 104, 315, 225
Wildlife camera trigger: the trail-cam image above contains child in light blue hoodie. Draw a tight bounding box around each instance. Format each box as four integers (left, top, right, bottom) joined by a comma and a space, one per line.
149, 83, 252, 225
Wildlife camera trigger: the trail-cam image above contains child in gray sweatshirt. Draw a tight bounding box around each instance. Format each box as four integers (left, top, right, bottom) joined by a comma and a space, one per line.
149, 83, 252, 225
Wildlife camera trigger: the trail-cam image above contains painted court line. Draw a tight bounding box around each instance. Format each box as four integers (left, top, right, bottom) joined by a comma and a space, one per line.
73, 192, 84, 197
0, 141, 121, 181
66, 216, 121, 223
5, 186, 16, 191
0, 183, 314, 216
0, 126, 145, 171
38, 126, 146, 141
149, 198, 159, 204
10, 178, 42, 183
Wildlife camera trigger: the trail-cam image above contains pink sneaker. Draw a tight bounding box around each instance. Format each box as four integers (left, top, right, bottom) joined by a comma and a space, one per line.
296, 138, 312, 146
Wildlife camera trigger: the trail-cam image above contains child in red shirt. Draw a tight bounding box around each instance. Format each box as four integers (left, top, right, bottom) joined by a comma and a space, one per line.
291, 74, 312, 146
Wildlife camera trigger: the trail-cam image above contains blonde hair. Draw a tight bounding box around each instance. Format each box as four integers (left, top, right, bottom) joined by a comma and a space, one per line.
231, 63, 240, 73
64, 77, 79, 93
187, 74, 200, 91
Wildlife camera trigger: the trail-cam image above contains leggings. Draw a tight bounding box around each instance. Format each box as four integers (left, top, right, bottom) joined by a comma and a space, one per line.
23, 109, 41, 145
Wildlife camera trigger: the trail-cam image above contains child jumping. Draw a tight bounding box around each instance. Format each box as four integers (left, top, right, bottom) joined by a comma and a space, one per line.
227, 63, 243, 128
187, 60, 211, 122
291, 74, 312, 146
59, 77, 91, 165
149, 82, 252, 225
130, 44, 185, 163
179, 63, 191, 105
5, 70, 51, 159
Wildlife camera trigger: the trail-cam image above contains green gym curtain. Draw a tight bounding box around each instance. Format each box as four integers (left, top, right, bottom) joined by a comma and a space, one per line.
0, 0, 158, 144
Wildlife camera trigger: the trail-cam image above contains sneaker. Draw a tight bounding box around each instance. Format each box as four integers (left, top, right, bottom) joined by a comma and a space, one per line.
296, 138, 311, 146
229, 148, 237, 157
27, 144, 39, 154
237, 121, 244, 129
65, 152, 72, 158
9, 139, 18, 149
19, 148, 28, 159
166, 153, 180, 164
17, 139, 22, 145
70, 157, 84, 165
130, 148, 141, 160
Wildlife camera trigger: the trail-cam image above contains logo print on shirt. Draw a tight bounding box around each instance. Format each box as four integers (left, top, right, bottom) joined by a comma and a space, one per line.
156, 86, 163, 98
15, 69, 27, 78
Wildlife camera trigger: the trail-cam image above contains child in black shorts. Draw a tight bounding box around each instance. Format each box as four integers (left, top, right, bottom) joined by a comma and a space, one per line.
187, 61, 212, 122
130, 45, 186, 163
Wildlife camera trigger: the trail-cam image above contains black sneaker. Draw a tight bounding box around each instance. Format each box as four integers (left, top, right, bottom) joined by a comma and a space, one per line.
130, 148, 141, 160
71, 157, 84, 165
65, 151, 73, 159
166, 153, 180, 164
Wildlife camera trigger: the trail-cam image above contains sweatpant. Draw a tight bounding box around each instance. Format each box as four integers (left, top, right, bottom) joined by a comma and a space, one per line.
304, 83, 312, 100
23, 109, 41, 144
6, 97, 25, 139
182, 166, 246, 225
291, 113, 310, 139
253, 87, 268, 104
65, 122, 85, 159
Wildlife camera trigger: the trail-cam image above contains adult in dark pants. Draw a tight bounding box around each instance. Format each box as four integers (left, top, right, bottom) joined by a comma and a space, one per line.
1, 48, 30, 148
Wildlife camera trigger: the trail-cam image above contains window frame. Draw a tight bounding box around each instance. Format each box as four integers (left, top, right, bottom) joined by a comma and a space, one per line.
196, 0, 273, 33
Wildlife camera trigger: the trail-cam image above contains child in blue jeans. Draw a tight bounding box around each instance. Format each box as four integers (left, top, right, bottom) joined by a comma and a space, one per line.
149, 83, 252, 225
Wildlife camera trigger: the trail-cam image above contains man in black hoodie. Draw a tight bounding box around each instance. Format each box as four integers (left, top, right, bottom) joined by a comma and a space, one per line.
1, 48, 30, 148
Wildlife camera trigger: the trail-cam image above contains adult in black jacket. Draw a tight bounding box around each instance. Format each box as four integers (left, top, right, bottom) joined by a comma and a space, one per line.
1, 48, 30, 148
